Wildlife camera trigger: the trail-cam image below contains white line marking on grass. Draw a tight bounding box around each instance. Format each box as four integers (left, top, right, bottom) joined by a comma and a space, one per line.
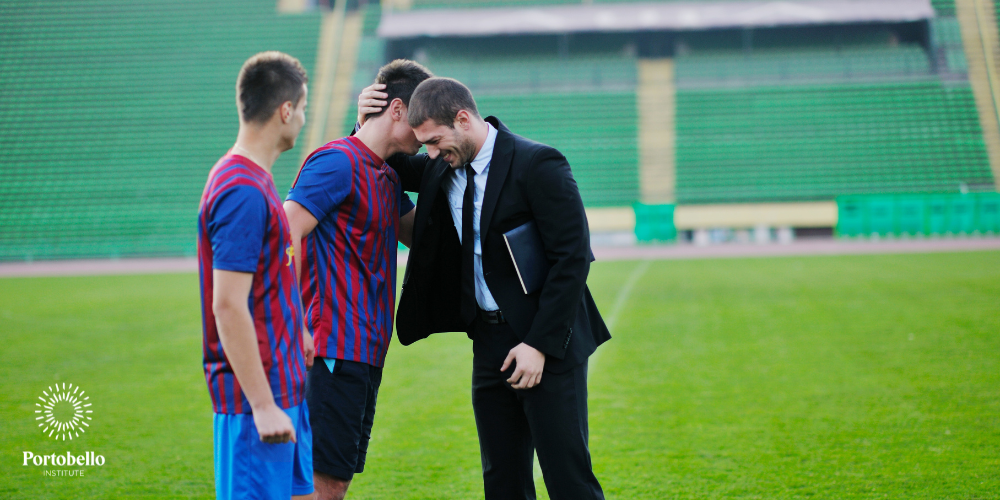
606, 259, 652, 332
534, 259, 652, 481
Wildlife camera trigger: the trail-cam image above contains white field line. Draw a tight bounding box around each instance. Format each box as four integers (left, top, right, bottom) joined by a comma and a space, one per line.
534, 259, 652, 481
605, 259, 652, 331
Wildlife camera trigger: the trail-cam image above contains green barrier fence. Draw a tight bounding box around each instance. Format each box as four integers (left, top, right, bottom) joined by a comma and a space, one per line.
633, 204, 677, 243
837, 193, 1000, 237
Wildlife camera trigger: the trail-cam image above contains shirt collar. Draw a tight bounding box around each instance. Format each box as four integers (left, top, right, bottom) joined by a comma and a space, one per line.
468, 122, 497, 175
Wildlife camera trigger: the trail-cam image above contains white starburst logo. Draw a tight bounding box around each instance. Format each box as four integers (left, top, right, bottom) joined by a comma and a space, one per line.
35, 383, 92, 441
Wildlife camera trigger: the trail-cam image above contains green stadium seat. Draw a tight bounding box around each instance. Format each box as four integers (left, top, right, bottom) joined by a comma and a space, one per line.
676, 79, 995, 204
0, 0, 321, 261
381, 54, 641, 208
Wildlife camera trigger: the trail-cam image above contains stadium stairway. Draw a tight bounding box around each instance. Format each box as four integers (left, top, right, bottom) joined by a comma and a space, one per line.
638, 59, 676, 205
341, 2, 389, 137
301, 0, 363, 162
955, 0, 1000, 190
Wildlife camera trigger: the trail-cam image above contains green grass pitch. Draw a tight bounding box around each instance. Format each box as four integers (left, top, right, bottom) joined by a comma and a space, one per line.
1, 252, 998, 498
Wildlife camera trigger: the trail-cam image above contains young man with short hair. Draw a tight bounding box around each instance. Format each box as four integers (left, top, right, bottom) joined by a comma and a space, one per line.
197, 51, 315, 500
283, 59, 431, 500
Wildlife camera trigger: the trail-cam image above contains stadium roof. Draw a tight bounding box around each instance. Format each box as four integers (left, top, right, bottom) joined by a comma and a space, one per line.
377, 0, 934, 39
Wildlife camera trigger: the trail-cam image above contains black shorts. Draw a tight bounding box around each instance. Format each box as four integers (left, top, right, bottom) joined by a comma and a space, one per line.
305, 357, 383, 481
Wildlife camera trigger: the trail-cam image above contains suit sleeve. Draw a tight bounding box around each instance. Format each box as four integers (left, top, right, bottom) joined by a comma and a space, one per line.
521, 147, 590, 360
385, 152, 431, 193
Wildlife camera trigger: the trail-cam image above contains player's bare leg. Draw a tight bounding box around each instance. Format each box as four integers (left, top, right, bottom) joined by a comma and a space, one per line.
314, 472, 350, 500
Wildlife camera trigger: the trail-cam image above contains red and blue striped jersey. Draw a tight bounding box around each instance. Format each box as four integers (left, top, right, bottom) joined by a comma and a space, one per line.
197, 153, 307, 415
286, 136, 412, 367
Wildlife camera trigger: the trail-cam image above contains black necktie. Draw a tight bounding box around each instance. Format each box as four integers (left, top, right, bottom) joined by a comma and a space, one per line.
460, 164, 477, 325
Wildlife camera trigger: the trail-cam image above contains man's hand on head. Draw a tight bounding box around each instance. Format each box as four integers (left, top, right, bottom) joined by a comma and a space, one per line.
357, 83, 388, 126
502, 342, 546, 390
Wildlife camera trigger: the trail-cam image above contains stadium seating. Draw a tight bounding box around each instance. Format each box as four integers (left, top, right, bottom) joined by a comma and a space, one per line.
0, 1, 320, 261
933, 0, 956, 16
397, 53, 640, 207
675, 80, 995, 204
2, 0, 996, 262
932, 17, 968, 74
675, 46, 932, 86
474, 91, 639, 207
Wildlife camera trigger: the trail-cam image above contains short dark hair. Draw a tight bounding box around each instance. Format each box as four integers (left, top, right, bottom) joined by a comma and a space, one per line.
367, 59, 434, 120
237, 51, 308, 124
407, 77, 480, 129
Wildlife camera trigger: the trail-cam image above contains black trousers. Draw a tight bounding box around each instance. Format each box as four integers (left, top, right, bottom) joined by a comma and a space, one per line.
471, 317, 605, 500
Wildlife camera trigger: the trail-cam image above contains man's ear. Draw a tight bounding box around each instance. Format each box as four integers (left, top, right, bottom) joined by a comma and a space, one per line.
390, 98, 405, 121
279, 100, 294, 124
455, 109, 470, 129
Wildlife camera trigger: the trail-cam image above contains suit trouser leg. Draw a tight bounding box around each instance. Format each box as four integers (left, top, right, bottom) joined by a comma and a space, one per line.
472, 321, 536, 500
524, 361, 604, 500
471, 320, 604, 500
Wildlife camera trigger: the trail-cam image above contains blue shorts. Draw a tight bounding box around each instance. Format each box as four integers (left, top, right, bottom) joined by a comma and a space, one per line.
214, 402, 313, 500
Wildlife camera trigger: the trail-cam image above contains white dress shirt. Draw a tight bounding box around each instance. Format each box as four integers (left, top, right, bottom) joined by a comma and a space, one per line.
445, 123, 500, 312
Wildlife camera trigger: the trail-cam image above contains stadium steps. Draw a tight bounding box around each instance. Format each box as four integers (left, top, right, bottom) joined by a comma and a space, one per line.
278, 0, 310, 13
955, 0, 1000, 190
323, 9, 363, 144
302, 0, 352, 159
341, 2, 389, 137
637, 59, 676, 204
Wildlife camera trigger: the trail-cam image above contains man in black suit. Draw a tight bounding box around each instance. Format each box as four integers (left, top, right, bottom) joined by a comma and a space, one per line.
364, 77, 609, 500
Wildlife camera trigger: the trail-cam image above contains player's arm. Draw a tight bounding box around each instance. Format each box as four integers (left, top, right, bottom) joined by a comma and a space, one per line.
285, 152, 352, 372
283, 201, 318, 370
283, 201, 319, 282
213, 269, 296, 444
399, 206, 415, 248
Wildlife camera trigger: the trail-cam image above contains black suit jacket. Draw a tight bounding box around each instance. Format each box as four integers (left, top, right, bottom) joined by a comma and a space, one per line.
388, 117, 610, 373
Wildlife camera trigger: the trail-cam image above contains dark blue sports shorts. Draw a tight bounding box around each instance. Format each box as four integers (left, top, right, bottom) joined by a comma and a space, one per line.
305, 357, 382, 481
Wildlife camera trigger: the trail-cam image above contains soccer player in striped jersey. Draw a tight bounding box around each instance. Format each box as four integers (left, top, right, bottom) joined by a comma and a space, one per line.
197, 52, 315, 500
283, 59, 430, 500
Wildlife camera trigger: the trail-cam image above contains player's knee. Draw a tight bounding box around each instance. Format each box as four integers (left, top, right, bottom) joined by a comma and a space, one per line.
313, 471, 350, 500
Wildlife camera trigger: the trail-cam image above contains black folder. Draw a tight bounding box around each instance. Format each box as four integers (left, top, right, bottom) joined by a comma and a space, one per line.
503, 221, 551, 295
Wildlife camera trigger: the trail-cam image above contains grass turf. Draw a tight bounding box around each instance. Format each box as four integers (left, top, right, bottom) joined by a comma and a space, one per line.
0, 252, 997, 498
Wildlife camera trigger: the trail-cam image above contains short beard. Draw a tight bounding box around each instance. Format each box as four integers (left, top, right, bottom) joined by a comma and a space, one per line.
457, 132, 479, 165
